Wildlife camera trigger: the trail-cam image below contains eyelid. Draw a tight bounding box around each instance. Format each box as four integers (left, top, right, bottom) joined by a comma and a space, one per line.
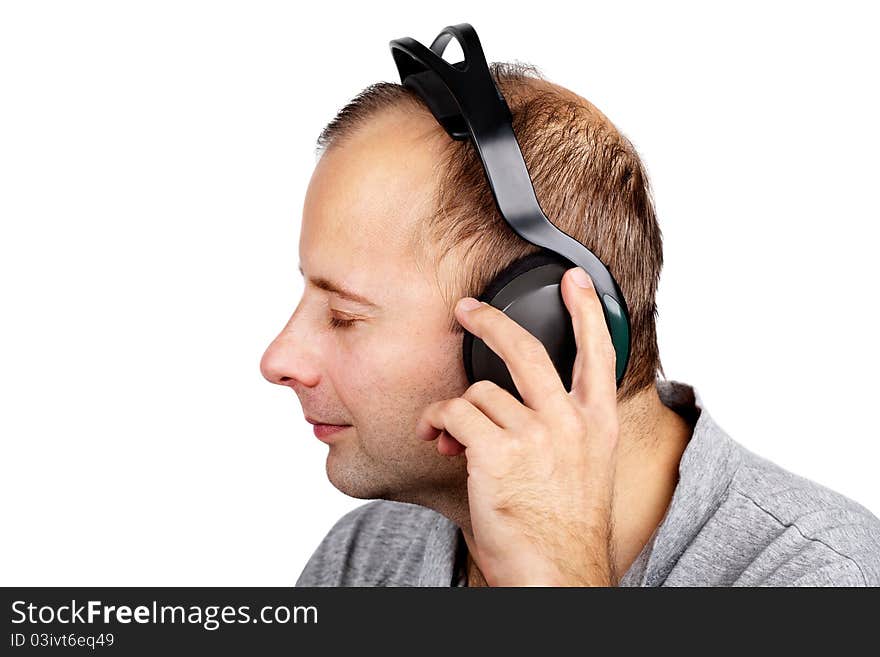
328, 311, 360, 330
330, 307, 364, 321
330, 308, 362, 319
329, 317, 356, 328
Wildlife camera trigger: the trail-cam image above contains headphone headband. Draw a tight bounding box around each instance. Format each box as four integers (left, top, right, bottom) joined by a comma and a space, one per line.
389, 23, 631, 386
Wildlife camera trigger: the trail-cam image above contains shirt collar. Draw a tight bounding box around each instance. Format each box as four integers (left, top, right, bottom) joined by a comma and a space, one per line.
630, 379, 743, 586
417, 512, 464, 586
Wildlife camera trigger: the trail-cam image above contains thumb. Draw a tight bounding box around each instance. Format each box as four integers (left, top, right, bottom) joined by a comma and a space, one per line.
561, 266, 617, 408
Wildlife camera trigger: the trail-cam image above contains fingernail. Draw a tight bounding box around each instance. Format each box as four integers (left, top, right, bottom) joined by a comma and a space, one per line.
458, 297, 481, 312
571, 267, 592, 288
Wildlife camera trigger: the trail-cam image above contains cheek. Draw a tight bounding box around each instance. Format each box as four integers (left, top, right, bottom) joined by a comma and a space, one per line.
336, 322, 467, 413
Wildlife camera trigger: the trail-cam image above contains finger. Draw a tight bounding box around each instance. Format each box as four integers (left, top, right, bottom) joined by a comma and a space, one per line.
461, 379, 535, 430
437, 431, 466, 457
415, 397, 502, 449
455, 297, 568, 413
560, 267, 618, 410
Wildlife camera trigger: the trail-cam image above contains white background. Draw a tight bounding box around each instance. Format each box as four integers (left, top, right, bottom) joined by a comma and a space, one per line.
1, 1, 877, 585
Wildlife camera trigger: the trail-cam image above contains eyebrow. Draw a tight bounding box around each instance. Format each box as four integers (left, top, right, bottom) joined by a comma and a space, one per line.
298, 264, 380, 309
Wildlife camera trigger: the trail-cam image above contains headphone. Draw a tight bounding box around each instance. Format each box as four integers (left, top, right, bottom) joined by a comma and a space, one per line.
389, 23, 631, 400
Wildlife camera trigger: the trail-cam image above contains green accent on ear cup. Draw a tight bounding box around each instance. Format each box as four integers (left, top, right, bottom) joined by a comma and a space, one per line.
602, 293, 630, 386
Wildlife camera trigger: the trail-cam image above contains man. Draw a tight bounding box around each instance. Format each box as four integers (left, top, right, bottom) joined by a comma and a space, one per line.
260, 62, 880, 586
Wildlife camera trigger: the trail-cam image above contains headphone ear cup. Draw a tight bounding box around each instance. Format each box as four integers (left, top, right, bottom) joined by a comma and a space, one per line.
462, 250, 576, 402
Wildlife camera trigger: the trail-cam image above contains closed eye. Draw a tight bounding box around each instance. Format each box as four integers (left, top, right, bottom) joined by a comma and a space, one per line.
328, 316, 358, 330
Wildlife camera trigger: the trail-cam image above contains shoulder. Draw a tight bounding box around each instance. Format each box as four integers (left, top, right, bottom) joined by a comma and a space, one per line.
727, 448, 880, 586
295, 500, 451, 587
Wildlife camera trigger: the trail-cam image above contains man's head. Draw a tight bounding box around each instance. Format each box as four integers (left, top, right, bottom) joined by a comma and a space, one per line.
260, 62, 665, 506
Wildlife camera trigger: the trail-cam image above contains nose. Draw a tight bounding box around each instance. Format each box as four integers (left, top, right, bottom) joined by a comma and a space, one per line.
260, 318, 320, 388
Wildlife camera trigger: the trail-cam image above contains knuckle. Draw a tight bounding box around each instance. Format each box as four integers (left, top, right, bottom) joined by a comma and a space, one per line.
514, 336, 548, 362
520, 414, 547, 441
584, 406, 619, 437
466, 379, 499, 400
447, 397, 471, 416
530, 426, 552, 448
502, 435, 527, 461
481, 307, 503, 328
562, 408, 588, 436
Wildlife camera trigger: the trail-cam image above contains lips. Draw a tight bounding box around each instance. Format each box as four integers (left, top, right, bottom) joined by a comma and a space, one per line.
305, 416, 349, 427
312, 423, 351, 442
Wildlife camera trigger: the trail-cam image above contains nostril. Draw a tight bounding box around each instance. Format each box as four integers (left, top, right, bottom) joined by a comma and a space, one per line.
280, 376, 292, 382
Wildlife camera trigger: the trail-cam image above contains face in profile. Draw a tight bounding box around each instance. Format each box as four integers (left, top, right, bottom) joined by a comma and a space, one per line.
260, 110, 469, 503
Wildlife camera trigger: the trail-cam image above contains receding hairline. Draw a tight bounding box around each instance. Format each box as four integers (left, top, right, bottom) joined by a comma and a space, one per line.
316, 65, 632, 307
314, 61, 570, 155
311, 63, 626, 254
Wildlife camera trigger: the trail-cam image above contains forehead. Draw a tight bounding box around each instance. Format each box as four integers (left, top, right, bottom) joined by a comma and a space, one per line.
300, 109, 444, 296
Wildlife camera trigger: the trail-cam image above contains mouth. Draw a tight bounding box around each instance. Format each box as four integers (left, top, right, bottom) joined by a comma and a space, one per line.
311, 423, 351, 443
304, 417, 352, 442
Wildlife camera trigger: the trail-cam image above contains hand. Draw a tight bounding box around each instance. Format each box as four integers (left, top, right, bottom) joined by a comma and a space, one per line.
415, 266, 620, 586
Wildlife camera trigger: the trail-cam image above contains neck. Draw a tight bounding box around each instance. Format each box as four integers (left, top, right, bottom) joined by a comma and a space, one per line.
433, 381, 694, 586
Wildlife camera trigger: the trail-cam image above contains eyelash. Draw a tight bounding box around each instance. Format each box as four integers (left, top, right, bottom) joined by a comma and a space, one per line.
328, 316, 358, 330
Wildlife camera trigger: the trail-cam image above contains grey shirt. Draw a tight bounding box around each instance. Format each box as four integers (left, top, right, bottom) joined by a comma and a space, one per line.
296, 380, 880, 586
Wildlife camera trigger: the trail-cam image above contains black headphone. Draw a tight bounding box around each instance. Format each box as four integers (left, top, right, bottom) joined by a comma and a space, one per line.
389, 23, 631, 400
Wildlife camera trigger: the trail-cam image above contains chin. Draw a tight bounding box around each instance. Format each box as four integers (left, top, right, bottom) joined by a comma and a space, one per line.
324, 450, 392, 500
321, 434, 468, 504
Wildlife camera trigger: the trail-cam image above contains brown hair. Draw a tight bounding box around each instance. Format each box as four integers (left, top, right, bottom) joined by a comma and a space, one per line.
315, 62, 665, 403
